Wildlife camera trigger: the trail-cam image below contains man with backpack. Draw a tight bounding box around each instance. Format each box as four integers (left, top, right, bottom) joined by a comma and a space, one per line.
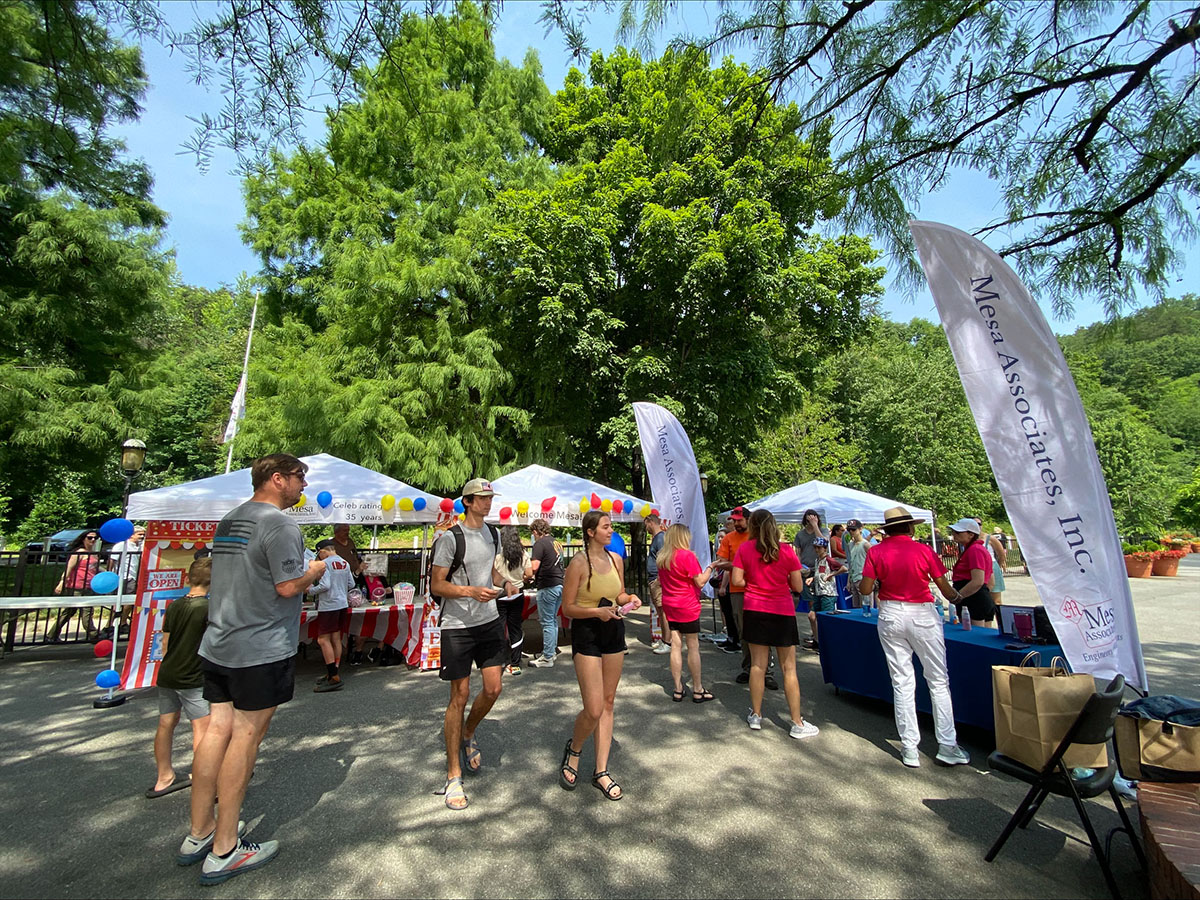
429, 478, 506, 811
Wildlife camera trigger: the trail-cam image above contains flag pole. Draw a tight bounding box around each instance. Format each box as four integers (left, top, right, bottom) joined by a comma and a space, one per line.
224, 292, 259, 474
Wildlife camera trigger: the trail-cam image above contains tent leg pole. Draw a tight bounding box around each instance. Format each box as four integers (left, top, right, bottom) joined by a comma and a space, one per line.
419, 525, 430, 599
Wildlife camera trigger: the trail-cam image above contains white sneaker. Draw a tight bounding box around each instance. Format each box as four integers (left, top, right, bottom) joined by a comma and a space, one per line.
901, 748, 920, 768
529, 656, 554, 668
651, 642, 671, 655
199, 838, 279, 885
747, 711, 762, 731
789, 721, 819, 740
176, 820, 246, 866
936, 743, 970, 766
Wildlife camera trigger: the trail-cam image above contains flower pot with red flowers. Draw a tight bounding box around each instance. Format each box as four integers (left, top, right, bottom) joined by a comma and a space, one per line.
1152, 549, 1185, 576
1124, 553, 1155, 578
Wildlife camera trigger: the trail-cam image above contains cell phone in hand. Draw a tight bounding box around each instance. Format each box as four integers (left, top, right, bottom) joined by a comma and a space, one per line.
618, 600, 635, 616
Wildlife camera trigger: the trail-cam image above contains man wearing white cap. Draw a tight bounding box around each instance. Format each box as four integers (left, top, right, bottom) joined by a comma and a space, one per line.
429, 478, 505, 811
858, 506, 970, 769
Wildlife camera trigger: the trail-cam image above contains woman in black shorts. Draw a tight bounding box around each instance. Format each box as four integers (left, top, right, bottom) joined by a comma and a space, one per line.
948, 518, 996, 626
731, 509, 818, 740
558, 510, 642, 800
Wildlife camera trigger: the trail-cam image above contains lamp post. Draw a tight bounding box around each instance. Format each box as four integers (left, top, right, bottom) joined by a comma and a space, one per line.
699, 472, 709, 496
119, 438, 146, 517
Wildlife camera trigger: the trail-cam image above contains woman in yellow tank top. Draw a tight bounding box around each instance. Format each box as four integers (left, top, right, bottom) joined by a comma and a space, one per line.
558, 510, 642, 800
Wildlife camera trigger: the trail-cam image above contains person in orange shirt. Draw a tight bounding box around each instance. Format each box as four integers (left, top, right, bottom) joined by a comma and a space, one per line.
712, 506, 777, 690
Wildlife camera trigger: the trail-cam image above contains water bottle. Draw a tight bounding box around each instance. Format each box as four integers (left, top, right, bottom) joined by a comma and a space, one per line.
961, 612, 972, 631
862, 594, 871, 617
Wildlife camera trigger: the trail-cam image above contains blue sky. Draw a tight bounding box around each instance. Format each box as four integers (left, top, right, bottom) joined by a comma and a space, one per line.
110, 2, 1194, 334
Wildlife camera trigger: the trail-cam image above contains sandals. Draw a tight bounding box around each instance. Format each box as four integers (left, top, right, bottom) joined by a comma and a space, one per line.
671, 688, 686, 702
437, 776, 468, 810
461, 735, 482, 776
592, 770, 622, 801
144, 775, 191, 799
560, 740, 581, 791
692, 689, 715, 703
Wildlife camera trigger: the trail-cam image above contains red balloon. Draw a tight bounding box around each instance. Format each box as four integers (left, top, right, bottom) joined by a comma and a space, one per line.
499, 506, 512, 519
651, 508, 660, 517
93, 639, 113, 658
590, 492, 601, 508
612, 500, 624, 514
440, 497, 454, 513
541, 497, 555, 511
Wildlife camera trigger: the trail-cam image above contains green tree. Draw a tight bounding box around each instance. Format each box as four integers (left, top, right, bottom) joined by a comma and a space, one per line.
833, 319, 1000, 519
239, 5, 547, 491
482, 48, 881, 492
1175, 466, 1200, 532
0, 0, 170, 519
591, 0, 1200, 315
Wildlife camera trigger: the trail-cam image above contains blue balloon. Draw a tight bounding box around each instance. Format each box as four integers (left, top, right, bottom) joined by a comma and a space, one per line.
317, 491, 333, 509
413, 497, 427, 511
453, 499, 464, 514
95, 669, 121, 689
89, 571, 120, 595
99, 517, 135, 543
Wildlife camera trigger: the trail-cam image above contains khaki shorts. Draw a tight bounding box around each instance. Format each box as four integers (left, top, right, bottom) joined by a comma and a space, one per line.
158, 685, 210, 720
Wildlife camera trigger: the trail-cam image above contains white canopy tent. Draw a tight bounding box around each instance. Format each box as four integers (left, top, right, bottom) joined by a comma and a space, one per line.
483, 464, 654, 525
127, 453, 445, 525
723, 480, 935, 526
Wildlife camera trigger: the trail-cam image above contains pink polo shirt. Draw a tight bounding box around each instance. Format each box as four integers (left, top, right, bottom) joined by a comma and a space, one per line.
658, 548, 702, 622
951, 540, 993, 582
862, 535, 946, 604
734, 541, 802, 616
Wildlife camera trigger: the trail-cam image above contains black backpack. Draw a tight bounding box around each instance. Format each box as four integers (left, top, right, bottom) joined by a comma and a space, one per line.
427, 523, 500, 604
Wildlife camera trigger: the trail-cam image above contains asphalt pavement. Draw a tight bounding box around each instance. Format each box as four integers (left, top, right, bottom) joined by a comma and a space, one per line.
1, 562, 1195, 899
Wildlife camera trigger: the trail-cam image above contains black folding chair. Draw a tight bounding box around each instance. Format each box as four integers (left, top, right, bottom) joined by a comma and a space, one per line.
985, 674, 1146, 900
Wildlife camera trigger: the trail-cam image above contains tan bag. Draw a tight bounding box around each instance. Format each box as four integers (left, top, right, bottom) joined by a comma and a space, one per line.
992, 652, 1108, 770
1115, 709, 1200, 782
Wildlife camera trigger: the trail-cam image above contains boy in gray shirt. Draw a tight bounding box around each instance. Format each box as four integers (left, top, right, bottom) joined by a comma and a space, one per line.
429, 478, 506, 811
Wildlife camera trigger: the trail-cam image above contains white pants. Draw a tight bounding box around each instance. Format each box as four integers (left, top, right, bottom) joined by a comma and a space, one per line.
877, 601, 957, 751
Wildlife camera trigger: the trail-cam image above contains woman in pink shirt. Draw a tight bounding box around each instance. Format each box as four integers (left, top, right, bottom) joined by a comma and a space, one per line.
731, 509, 818, 740
656, 524, 716, 702
948, 518, 995, 627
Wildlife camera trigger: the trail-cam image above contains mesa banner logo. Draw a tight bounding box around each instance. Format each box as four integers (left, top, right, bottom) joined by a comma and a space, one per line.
1059, 594, 1119, 660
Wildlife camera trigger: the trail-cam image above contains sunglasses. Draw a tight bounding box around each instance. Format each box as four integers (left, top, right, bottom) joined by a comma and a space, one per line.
85, 535, 98, 540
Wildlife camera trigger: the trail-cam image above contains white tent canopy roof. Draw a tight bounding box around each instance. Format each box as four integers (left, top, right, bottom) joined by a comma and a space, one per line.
724, 480, 935, 525
483, 464, 654, 525
127, 453, 445, 524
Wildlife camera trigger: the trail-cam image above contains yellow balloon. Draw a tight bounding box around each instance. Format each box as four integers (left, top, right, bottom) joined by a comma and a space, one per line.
579, 498, 590, 514
458, 512, 466, 522
600, 498, 613, 513
380, 493, 396, 511
517, 500, 530, 515
640, 503, 652, 517
297, 493, 307, 507
399, 496, 414, 511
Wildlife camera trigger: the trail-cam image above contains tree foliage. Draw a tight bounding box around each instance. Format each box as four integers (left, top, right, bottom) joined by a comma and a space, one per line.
577, 0, 1200, 316
481, 48, 881, 496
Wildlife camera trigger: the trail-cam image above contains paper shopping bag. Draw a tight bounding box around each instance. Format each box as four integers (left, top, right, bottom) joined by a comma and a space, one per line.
992, 655, 1107, 771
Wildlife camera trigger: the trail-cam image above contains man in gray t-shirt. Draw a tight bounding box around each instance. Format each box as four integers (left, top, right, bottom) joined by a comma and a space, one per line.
182, 453, 326, 885
429, 478, 507, 811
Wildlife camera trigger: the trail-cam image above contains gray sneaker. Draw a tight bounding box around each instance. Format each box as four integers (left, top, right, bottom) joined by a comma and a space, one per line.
651, 642, 671, 655
901, 748, 920, 768
936, 744, 970, 766
529, 656, 554, 668
199, 838, 279, 885
177, 820, 245, 866
747, 711, 762, 731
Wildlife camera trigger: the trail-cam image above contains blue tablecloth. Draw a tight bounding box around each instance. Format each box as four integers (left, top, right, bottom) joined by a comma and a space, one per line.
816, 609, 1065, 732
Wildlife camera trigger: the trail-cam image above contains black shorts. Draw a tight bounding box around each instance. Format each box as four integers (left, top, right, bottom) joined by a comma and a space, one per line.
316, 608, 350, 635
439, 620, 507, 681
201, 656, 296, 711
741, 609, 800, 647
667, 617, 700, 634
571, 617, 626, 657
953, 580, 996, 623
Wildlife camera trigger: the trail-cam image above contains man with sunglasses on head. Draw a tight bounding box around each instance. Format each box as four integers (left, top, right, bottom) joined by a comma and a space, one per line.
179, 453, 326, 885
